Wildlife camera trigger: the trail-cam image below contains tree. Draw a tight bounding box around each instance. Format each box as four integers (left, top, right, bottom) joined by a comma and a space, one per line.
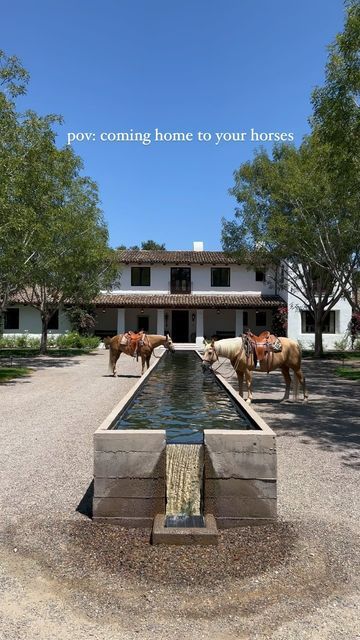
0, 51, 31, 335
16, 121, 117, 353
116, 240, 166, 251
222, 2, 360, 355
310, 0, 360, 310
222, 141, 351, 356
140, 240, 166, 250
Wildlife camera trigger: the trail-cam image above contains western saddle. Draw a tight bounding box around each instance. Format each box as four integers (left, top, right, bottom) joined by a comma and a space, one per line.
120, 330, 147, 356
243, 330, 282, 371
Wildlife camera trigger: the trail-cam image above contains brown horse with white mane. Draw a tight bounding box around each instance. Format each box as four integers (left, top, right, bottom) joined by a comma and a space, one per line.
202, 336, 307, 403
109, 333, 175, 376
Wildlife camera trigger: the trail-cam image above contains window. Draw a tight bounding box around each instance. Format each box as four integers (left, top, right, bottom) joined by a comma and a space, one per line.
131, 267, 150, 286
170, 267, 191, 293
48, 310, 59, 330
301, 311, 336, 334
4, 308, 19, 330
211, 268, 230, 287
256, 270, 265, 282
256, 311, 267, 327
243, 311, 249, 329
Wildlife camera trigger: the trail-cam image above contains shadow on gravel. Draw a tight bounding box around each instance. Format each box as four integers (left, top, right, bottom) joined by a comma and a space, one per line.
76, 480, 94, 519
227, 360, 360, 468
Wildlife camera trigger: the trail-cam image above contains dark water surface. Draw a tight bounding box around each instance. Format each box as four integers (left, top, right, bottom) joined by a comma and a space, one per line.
114, 351, 254, 443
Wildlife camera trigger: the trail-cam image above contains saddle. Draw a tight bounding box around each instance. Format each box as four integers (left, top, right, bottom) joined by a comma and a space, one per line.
243, 330, 282, 371
120, 330, 146, 357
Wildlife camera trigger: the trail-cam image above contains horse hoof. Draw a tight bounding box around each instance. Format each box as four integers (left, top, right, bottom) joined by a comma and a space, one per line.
246, 398, 252, 404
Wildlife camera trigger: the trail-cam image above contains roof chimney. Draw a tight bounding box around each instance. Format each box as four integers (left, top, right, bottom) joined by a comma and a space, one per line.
193, 241, 204, 252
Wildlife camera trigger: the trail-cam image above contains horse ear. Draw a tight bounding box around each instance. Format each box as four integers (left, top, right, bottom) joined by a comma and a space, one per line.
210, 339, 215, 346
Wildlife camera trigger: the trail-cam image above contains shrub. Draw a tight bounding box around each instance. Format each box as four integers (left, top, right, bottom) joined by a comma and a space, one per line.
53, 332, 100, 349
0, 335, 40, 348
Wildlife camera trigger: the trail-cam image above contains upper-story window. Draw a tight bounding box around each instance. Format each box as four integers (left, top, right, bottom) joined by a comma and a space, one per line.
255, 270, 265, 282
170, 268, 191, 294
211, 268, 230, 287
131, 267, 151, 286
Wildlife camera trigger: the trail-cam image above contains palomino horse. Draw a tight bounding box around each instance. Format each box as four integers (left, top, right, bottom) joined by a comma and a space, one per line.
109, 333, 175, 376
202, 337, 307, 403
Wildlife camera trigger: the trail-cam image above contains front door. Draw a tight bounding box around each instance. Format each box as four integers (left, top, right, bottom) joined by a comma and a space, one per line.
171, 310, 189, 342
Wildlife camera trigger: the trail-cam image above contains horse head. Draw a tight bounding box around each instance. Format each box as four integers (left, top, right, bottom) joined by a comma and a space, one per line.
164, 334, 175, 352
201, 339, 218, 370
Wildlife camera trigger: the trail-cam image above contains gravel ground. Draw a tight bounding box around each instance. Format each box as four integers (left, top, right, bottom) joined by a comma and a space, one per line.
0, 349, 359, 640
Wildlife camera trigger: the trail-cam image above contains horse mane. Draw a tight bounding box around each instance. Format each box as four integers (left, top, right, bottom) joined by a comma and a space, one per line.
215, 337, 243, 359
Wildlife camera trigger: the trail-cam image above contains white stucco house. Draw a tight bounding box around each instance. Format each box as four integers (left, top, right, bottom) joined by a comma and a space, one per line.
3, 242, 352, 349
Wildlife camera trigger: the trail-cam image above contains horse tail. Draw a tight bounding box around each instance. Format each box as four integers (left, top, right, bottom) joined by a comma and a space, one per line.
293, 374, 299, 401
108, 346, 114, 374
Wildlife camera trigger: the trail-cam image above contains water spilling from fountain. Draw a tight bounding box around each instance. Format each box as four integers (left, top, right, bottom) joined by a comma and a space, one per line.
165, 444, 204, 520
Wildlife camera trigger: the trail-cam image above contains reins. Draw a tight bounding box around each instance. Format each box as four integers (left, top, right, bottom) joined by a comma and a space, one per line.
209, 344, 244, 380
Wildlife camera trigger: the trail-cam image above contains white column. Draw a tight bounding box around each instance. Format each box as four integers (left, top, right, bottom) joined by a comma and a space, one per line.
117, 308, 125, 334
236, 309, 244, 336
157, 308, 165, 335
195, 309, 204, 348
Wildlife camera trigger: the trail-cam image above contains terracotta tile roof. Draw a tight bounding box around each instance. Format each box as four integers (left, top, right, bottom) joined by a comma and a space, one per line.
117, 250, 241, 265
94, 293, 285, 309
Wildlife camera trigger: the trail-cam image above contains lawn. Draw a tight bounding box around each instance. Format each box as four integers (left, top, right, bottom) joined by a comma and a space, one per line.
335, 366, 360, 381
0, 367, 32, 383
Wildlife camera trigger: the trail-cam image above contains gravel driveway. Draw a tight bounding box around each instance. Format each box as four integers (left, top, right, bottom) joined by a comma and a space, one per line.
0, 350, 359, 640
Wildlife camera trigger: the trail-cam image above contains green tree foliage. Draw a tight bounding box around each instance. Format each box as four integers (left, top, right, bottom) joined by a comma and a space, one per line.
222, 141, 348, 356
0, 50, 117, 351
222, 2, 360, 355
116, 240, 166, 251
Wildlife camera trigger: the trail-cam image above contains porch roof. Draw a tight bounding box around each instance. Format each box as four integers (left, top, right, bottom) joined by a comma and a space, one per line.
94, 293, 285, 309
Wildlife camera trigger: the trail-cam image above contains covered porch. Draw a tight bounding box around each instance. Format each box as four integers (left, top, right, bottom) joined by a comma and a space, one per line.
94, 294, 286, 346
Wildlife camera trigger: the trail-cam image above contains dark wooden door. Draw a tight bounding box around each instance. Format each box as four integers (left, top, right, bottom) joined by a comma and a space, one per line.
171, 310, 189, 342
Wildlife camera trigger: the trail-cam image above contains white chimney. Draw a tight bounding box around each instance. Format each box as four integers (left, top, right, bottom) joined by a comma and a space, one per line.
193, 241, 204, 252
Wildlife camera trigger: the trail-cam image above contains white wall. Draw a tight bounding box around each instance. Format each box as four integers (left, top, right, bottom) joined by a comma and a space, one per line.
287, 293, 352, 349
3, 305, 71, 337
113, 264, 274, 295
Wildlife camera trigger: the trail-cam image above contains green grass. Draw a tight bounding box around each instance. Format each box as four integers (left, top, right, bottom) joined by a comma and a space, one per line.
303, 351, 360, 360
0, 367, 32, 383
335, 367, 360, 381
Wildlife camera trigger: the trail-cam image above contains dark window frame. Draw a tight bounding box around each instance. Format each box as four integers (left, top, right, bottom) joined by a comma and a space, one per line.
255, 270, 265, 282
301, 311, 336, 334
131, 267, 151, 286
211, 267, 230, 287
4, 308, 19, 330
255, 310, 267, 327
48, 310, 59, 330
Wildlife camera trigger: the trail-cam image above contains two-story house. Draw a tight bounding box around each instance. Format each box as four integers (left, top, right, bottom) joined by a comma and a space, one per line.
3, 242, 352, 349
93, 243, 285, 347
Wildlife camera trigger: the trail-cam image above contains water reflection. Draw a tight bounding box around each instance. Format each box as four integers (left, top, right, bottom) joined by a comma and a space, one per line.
114, 351, 252, 443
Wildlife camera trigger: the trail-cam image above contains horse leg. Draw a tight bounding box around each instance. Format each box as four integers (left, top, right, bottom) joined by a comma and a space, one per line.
280, 365, 292, 402
294, 367, 308, 401
245, 369, 253, 403
111, 351, 121, 377
236, 371, 244, 397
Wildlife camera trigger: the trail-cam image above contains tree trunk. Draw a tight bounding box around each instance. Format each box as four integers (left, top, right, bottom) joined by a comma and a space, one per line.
40, 314, 48, 355
314, 316, 324, 358
0, 310, 4, 338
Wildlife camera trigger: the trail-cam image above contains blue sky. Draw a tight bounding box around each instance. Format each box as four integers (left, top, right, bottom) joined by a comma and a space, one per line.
2, 0, 345, 250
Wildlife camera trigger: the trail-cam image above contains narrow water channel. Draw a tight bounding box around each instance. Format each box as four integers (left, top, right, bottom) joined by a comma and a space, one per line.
114, 351, 254, 443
